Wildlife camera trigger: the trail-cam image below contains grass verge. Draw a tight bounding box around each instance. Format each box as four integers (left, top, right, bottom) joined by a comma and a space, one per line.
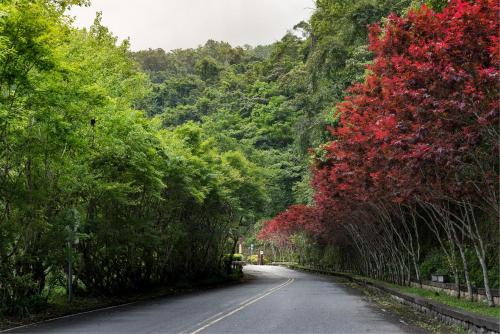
356, 276, 500, 319
398, 285, 499, 318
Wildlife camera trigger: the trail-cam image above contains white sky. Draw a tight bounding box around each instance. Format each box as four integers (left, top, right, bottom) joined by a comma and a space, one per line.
69, 0, 315, 51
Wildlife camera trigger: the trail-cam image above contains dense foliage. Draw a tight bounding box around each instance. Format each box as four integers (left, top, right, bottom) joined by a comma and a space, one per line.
260, 0, 499, 306
0, 0, 267, 316
0, 0, 497, 317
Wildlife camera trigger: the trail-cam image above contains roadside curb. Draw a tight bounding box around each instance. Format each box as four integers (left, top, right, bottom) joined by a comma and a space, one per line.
283, 264, 500, 334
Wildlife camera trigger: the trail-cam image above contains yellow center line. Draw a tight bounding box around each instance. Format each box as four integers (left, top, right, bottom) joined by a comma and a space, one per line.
186, 278, 294, 334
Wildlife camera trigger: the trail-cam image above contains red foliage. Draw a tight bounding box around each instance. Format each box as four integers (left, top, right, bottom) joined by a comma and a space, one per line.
258, 205, 324, 242
314, 0, 499, 207
260, 0, 499, 243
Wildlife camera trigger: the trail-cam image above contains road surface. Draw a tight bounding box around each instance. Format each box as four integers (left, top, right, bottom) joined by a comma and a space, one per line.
6, 265, 428, 334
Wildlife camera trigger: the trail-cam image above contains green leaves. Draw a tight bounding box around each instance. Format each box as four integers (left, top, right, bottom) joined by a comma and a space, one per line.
0, 1, 275, 311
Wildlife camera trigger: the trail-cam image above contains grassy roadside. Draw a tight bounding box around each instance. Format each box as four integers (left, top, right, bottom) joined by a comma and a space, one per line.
358, 276, 500, 319
0, 272, 244, 331
398, 285, 499, 318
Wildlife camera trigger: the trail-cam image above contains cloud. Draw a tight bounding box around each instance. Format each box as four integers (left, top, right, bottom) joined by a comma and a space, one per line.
69, 0, 315, 51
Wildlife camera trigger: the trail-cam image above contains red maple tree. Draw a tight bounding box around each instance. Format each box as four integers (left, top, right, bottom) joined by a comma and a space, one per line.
258, 205, 324, 242
260, 0, 498, 242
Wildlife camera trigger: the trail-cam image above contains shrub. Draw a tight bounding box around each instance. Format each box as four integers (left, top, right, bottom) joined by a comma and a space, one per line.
223, 253, 244, 262
248, 255, 269, 265
0, 272, 47, 317
420, 251, 451, 281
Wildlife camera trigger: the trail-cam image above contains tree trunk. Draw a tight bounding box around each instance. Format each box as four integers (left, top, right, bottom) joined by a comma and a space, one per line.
462, 200, 494, 306
473, 243, 494, 306
452, 228, 473, 301
453, 267, 460, 299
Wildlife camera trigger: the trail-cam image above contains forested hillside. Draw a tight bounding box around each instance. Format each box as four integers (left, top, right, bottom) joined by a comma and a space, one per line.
0, 0, 497, 319
133, 0, 427, 220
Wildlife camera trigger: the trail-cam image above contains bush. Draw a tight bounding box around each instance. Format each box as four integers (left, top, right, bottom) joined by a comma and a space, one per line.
248, 255, 269, 265
223, 254, 245, 274
0, 272, 47, 317
232, 254, 244, 261
419, 251, 451, 281
223, 253, 244, 262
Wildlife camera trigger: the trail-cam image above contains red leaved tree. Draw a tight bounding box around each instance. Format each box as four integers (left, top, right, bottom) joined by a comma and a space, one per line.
259, 205, 324, 242
261, 0, 498, 304
316, 0, 498, 207
312, 0, 499, 304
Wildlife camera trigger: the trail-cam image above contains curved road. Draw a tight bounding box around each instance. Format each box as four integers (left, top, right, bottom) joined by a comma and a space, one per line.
6, 265, 428, 334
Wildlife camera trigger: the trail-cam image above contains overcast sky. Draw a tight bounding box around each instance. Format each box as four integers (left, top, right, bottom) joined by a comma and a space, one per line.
69, 0, 315, 51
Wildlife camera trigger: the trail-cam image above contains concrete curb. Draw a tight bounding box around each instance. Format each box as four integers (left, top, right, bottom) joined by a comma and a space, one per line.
284, 264, 500, 334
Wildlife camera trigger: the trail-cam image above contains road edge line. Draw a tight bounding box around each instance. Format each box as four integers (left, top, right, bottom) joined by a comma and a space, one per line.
0, 301, 141, 333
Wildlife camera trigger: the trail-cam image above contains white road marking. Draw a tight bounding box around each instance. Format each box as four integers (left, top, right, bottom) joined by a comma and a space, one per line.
194, 312, 225, 326
1, 301, 138, 333
178, 312, 226, 334
187, 278, 294, 334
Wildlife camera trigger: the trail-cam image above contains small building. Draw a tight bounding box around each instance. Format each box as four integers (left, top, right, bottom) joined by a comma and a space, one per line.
431, 273, 449, 283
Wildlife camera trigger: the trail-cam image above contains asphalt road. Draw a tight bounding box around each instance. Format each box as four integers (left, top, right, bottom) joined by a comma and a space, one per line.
6, 265, 428, 334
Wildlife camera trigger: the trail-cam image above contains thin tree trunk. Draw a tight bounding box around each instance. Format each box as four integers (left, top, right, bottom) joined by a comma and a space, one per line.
451, 226, 473, 301
420, 201, 461, 297
460, 200, 494, 306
